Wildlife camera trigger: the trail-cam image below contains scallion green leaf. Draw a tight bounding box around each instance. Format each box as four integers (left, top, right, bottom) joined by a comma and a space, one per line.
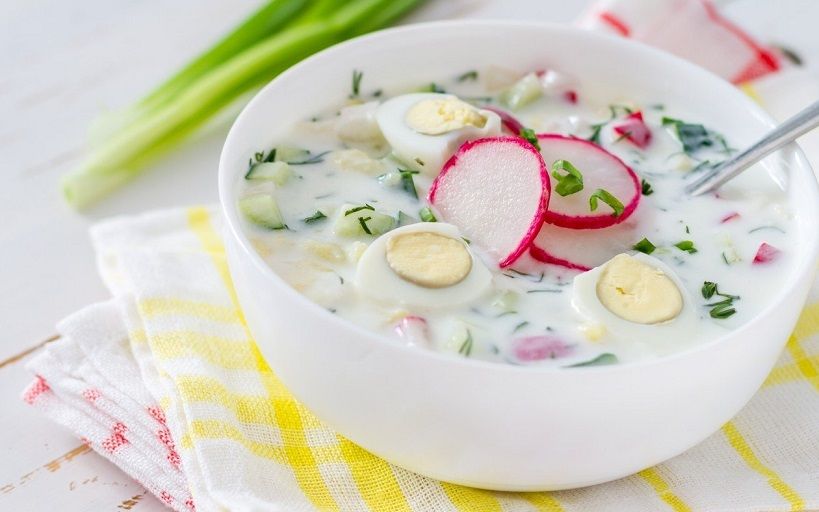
632, 237, 656, 254
551, 159, 584, 197
589, 189, 624, 216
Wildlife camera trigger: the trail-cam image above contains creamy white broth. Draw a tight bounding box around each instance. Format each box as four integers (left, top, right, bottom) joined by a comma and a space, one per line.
237, 68, 794, 367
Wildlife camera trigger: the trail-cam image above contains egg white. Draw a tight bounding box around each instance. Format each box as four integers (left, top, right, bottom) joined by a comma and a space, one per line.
376, 93, 502, 176
571, 252, 704, 351
354, 222, 492, 309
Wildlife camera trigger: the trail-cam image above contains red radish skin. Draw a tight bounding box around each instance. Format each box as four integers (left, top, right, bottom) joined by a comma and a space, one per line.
394, 316, 429, 346
512, 335, 573, 362
483, 106, 524, 135
537, 134, 641, 229
564, 91, 579, 104
613, 111, 652, 149
753, 242, 781, 264
529, 245, 591, 272
720, 212, 741, 223
428, 136, 550, 267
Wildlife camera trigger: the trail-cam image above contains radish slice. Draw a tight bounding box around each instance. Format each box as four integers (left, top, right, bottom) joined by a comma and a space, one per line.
720, 212, 740, 223
612, 111, 652, 149
511, 335, 573, 362
530, 215, 643, 271
538, 134, 640, 229
394, 316, 430, 347
753, 242, 781, 264
428, 136, 550, 267
483, 106, 523, 135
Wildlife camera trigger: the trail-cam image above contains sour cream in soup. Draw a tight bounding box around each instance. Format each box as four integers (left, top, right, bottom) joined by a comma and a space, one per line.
236, 68, 794, 367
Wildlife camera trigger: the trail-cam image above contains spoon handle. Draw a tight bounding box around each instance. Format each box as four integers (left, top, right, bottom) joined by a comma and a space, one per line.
686, 99, 819, 196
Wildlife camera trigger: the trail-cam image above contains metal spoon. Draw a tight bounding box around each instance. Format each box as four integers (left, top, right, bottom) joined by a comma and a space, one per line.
686, 99, 819, 196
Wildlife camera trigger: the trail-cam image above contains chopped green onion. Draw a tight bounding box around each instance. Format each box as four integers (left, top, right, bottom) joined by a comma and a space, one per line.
302, 210, 327, 224
458, 329, 474, 357
641, 178, 653, 195
287, 150, 330, 165
567, 353, 618, 368
589, 189, 624, 216
344, 204, 374, 216
551, 159, 584, 197
513, 321, 529, 333
701, 281, 740, 319
398, 169, 418, 199
419, 207, 437, 222
351, 69, 363, 97
358, 216, 373, 235
62, 0, 426, 208
632, 237, 656, 254
421, 82, 446, 93
519, 127, 541, 151
674, 240, 698, 254
456, 70, 478, 82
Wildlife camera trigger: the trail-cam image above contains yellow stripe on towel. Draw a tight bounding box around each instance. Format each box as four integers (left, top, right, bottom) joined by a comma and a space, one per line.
638, 467, 691, 512
139, 297, 241, 324
786, 335, 819, 392
337, 438, 413, 512
519, 492, 565, 511
441, 483, 503, 512
722, 422, 805, 510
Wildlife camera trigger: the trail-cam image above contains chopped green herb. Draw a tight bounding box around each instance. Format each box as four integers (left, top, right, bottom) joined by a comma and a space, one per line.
519, 127, 541, 151
674, 240, 697, 254
641, 178, 653, 195
302, 211, 326, 224
344, 204, 374, 216
414, 157, 425, 167
288, 150, 330, 165
589, 189, 624, 216
513, 321, 529, 333
263, 148, 277, 163
773, 44, 803, 66
710, 303, 736, 319
526, 288, 562, 294
398, 169, 419, 199
662, 117, 731, 156
419, 207, 437, 222
551, 159, 584, 197
749, 225, 786, 234
633, 237, 656, 254
701, 281, 740, 319
701, 281, 718, 299
458, 329, 474, 357
567, 353, 618, 368
685, 225, 690, 234
588, 123, 605, 144
456, 70, 479, 82
351, 69, 363, 97
461, 237, 471, 244
358, 216, 373, 235
421, 82, 446, 93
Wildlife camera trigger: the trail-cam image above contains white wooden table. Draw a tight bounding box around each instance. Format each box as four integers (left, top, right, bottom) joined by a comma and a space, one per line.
1, 0, 816, 509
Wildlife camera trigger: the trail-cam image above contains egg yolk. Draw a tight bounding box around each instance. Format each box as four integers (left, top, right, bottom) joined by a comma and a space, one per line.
596, 254, 683, 324
386, 232, 472, 288
405, 97, 487, 135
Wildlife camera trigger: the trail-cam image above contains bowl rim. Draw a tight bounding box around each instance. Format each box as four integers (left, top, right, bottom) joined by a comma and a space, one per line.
218, 19, 819, 375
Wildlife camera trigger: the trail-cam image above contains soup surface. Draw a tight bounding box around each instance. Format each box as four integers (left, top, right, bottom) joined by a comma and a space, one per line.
237, 67, 793, 367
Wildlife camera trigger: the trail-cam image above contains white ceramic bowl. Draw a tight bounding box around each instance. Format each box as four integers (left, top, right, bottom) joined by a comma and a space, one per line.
219, 21, 819, 491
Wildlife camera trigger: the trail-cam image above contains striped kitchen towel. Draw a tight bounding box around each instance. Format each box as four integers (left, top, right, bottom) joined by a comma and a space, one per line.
23, 205, 819, 511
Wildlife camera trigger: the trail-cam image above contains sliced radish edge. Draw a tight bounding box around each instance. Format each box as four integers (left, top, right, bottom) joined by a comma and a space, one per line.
538, 134, 641, 230
428, 136, 550, 267
529, 244, 592, 272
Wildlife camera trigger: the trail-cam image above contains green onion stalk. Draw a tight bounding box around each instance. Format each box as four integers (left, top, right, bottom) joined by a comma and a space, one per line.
64, 0, 426, 208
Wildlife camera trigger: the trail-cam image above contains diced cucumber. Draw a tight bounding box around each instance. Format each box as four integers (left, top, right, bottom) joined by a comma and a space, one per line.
499, 72, 543, 111
491, 290, 519, 313
244, 161, 293, 185
419, 206, 437, 222
334, 204, 395, 237
397, 210, 417, 226
238, 194, 286, 230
